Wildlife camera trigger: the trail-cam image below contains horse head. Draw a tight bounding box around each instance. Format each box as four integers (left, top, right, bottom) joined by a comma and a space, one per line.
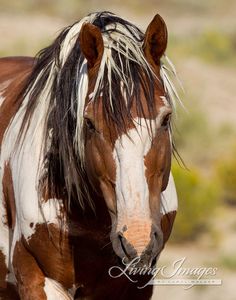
79, 14, 176, 267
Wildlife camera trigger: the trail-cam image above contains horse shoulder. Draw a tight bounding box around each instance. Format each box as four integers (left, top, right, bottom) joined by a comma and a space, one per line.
0, 57, 35, 150
0, 56, 35, 84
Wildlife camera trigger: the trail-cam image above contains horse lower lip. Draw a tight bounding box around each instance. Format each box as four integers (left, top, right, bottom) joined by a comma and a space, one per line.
125, 258, 154, 269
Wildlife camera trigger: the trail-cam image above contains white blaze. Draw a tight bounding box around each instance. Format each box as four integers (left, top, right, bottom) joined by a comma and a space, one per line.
113, 113, 165, 220
113, 114, 177, 225
113, 119, 152, 219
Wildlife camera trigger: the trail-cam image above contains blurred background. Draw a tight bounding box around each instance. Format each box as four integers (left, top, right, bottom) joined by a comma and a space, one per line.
0, 1, 235, 299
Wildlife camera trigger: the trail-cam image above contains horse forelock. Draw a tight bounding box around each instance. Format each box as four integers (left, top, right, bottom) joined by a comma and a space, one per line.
16, 11, 182, 210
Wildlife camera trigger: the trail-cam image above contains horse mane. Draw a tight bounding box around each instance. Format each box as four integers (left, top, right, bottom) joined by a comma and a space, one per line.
16, 11, 181, 210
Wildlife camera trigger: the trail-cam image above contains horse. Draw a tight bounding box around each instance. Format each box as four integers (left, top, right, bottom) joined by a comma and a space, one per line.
0, 11, 179, 299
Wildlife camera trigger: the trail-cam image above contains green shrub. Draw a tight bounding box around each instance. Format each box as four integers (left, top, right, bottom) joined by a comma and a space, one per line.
170, 162, 219, 242
196, 30, 235, 64
219, 255, 236, 271
173, 104, 215, 167
217, 146, 236, 206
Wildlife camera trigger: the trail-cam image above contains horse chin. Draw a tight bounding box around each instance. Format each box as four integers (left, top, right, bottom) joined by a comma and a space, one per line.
114, 246, 160, 270
115, 253, 159, 275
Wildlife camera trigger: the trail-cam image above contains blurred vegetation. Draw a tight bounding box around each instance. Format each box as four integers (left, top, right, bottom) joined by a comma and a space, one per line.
219, 255, 236, 271
0, 38, 49, 57
173, 103, 213, 166
170, 162, 219, 242
0, 0, 85, 18
170, 101, 236, 243
173, 98, 236, 169
0, 0, 167, 18
168, 30, 236, 67
216, 145, 236, 206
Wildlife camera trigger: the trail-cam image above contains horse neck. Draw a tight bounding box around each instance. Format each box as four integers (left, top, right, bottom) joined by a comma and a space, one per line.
67, 179, 111, 231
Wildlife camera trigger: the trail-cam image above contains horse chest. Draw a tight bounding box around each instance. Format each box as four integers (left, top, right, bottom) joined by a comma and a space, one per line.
22, 218, 113, 289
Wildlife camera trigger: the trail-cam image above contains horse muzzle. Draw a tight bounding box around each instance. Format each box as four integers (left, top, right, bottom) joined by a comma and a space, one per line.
111, 221, 163, 268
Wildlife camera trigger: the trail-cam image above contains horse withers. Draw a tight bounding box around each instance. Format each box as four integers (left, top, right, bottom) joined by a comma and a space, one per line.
0, 12, 178, 299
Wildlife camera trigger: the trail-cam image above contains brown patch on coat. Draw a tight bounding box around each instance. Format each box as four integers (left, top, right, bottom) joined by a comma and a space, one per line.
0, 163, 19, 298
0, 282, 20, 300
0, 250, 8, 289
0, 80, 13, 93
27, 223, 74, 289
161, 211, 177, 243
13, 240, 47, 300
0, 57, 35, 83
2, 162, 16, 229
0, 57, 35, 149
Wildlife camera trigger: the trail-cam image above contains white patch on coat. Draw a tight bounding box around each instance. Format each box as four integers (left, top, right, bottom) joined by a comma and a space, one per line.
44, 278, 73, 300
0, 84, 64, 268
7, 110, 62, 237
0, 211, 10, 280
161, 172, 178, 214
0, 86, 13, 282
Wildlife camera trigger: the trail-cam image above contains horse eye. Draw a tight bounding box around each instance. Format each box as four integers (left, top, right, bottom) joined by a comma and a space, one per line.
85, 118, 96, 132
161, 113, 171, 128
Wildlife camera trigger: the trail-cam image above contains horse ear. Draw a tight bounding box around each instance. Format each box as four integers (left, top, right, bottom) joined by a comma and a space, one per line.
79, 23, 104, 68
143, 14, 168, 66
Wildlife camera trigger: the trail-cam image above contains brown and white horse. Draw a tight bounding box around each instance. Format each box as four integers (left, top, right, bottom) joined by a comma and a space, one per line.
0, 12, 178, 299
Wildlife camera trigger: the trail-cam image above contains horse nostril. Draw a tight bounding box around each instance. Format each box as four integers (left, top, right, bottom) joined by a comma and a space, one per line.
118, 233, 134, 260
152, 227, 164, 252
118, 234, 128, 257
